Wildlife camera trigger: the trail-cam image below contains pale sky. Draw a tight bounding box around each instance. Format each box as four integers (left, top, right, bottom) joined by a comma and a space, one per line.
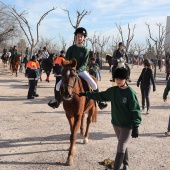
3, 0, 170, 50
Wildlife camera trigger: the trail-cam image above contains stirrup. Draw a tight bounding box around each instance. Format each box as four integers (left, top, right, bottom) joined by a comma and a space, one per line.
98, 102, 107, 110
48, 100, 59, 109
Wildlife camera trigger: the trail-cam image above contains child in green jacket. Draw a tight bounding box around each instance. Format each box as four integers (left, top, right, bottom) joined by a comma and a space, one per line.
163, 78, 170, 136
79, 67, 142, 170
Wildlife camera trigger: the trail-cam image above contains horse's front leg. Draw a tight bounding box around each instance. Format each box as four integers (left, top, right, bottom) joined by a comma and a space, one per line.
83, 107, 95, 144
80, 112, 85, 137
16, 69, 18, 77
40, 69, 42, 81
67, 115, 82, 166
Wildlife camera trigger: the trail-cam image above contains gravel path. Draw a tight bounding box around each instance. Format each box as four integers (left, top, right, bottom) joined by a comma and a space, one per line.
0, 62, 170, 170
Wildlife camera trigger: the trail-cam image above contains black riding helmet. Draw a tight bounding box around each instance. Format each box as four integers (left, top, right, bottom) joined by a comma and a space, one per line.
32, 55, 37, 61
114, 67, 129, 79
74, 27, 87, 38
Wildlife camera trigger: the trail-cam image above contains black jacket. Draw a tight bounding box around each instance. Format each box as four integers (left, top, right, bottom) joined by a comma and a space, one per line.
113, 49, 128, 65
137, 68, 155, 87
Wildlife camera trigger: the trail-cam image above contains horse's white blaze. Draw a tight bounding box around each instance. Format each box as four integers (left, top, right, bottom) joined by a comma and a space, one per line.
67, 70, 70, 76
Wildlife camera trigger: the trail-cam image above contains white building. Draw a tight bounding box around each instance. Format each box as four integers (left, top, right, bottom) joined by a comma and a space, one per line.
165, 16, 170, 53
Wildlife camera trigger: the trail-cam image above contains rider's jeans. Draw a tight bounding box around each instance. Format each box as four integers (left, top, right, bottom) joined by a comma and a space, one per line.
56, 71, 98, 91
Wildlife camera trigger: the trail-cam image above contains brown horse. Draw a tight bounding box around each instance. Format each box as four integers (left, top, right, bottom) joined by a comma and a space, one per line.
61, 58, 98, 166
105, 54, 113, 71
10, 54, 21, 77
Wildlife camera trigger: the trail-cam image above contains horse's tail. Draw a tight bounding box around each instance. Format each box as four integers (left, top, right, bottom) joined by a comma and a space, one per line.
91, 102, 98, 123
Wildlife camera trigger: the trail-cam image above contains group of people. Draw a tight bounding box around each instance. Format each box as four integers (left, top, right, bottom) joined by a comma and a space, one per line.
3, 26, 170, 170
46, 27, 141, 170
48, 27, 170, 169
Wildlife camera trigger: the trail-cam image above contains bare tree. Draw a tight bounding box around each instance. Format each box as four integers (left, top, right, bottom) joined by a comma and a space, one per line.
62, 9, 90, 30
109, 35, 121, 55
115, 23, 136, 53
59, 34, 67, 51
62, 8, 91, 44
96, 35, 110, 59
134, 43, 146, 67
129, 44, 137, 69
17, 38, 27, 54
146, 22, 169, 77
1, 1, 56, 56
0, 3, 20, 44
145, 39, 156, 60
87, 32, 98, 56
38, 37, 59, 53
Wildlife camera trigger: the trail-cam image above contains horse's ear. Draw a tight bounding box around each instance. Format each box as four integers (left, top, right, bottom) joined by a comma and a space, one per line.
71, 58, 77, 67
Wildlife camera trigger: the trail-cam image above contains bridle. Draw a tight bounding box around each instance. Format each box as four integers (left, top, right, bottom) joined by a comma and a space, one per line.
62, 67, 80, 97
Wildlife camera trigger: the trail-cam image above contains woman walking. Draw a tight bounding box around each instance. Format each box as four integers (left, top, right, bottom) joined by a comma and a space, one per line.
137, 59, 156, 114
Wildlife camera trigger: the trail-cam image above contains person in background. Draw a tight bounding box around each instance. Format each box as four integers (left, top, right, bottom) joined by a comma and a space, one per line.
163, 77, 170, 136
95, 52, 102, 80
48, 50, 65, 108
88, 57, 100, 80
10, 46, 18, 65
25, 55, 40, 99
23, 55, 29, 70
42, 47, 49, 60
79, 67, 142, 170
137, 59, 156, 114
111, 42, 128, 82
38, 47, 42, 55
25, 47, 30, 58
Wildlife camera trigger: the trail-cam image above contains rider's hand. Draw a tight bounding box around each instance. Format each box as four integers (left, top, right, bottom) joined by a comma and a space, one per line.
137, 82, 140, 87
79, 93, 86, 97
153, 86, 156, 92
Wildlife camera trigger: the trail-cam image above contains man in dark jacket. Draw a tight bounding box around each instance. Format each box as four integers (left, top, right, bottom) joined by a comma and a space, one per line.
111, 42, 128, 81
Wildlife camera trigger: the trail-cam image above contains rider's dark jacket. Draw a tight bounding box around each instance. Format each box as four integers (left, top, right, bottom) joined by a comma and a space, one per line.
53, 56, 65, 76
113, 49, 128, 66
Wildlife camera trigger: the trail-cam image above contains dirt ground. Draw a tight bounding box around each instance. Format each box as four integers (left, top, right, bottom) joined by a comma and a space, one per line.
0, 62, 170, 170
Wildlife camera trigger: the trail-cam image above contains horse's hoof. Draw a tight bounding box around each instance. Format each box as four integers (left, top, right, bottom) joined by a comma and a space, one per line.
66, 159, 74, 166
83, 137, 88, 144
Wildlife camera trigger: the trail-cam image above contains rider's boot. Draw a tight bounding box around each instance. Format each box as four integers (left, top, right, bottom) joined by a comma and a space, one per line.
123, 148, 129, 170
93, 89, 107, 110
40, 76, 42, 82
48, 91, 61, 109
113, 153, 125, 170
46, 76, 50, 82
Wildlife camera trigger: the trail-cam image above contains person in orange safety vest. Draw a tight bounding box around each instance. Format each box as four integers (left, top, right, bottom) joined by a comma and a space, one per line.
48, 50, 65, 106
26, 55, 40, 99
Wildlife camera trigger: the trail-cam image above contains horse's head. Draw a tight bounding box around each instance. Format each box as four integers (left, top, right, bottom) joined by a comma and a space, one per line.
61, 58, 78, 100
106, 54, 112, 61
14, 54, 21, 62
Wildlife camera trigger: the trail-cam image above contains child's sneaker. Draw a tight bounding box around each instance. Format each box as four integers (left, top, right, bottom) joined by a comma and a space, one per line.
141, 107, 145, 112
165, 131, 170, 136
146, 109, 150, 114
